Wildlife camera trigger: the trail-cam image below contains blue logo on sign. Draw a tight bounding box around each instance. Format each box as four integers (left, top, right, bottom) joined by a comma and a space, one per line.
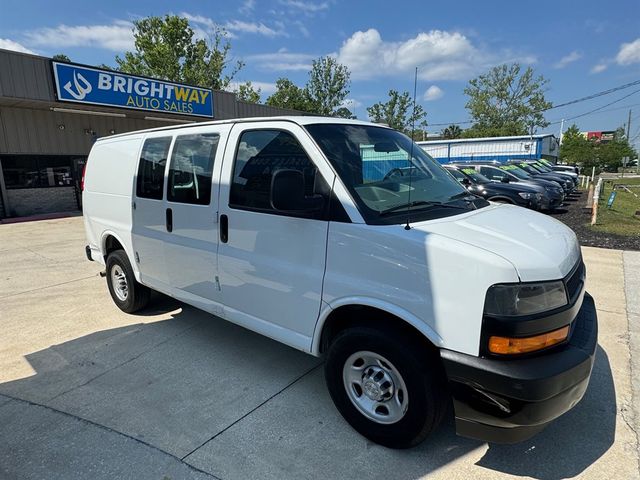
52, 62, 214, 118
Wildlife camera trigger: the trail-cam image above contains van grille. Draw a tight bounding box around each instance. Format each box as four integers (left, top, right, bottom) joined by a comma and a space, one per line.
565, 260, 585, 304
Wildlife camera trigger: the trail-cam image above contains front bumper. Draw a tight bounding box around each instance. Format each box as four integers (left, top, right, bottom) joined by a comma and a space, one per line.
440, 292, 598, 444
540, 193, 563, 210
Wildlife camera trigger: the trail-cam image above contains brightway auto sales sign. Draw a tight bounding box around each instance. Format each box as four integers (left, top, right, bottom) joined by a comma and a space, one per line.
52, 62, 214, 118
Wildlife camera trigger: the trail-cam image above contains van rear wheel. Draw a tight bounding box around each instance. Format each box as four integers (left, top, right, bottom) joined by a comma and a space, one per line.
324, 325, 447, 448
105, 250, 150, 313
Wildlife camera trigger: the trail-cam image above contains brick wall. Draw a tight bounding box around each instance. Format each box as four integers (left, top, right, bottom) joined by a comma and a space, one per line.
6, 187, 79, 217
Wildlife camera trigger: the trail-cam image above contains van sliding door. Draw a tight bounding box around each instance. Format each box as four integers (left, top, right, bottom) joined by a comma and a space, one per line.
163, 125, 231, 313
132, 135, 173, 290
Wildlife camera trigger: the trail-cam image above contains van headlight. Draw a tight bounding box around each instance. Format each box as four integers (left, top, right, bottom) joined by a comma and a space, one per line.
518, 192, 534, 199
484, 281, 568, 316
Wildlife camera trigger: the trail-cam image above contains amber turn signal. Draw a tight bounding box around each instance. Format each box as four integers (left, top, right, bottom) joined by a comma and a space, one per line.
489, 325, 570, 355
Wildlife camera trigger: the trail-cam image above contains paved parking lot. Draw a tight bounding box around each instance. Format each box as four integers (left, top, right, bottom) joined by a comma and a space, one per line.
1, 216, 639, 480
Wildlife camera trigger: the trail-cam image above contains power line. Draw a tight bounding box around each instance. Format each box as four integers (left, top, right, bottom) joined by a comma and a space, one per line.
428, 78, 640, 128
547, 88, 640, 125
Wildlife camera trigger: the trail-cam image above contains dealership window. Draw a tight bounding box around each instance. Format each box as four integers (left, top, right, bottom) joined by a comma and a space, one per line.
1, 155, 74, 189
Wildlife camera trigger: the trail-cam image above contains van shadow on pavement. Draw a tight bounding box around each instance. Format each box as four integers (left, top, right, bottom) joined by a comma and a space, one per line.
0, 298, 616, 480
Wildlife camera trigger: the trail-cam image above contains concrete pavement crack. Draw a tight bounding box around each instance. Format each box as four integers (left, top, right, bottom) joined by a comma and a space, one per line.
180, 362, 323, 462
47, 321, 200, 403
1, 393, 222, 480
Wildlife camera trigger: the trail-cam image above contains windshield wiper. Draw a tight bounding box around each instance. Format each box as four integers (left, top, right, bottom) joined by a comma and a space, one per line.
379, 200, 468, 216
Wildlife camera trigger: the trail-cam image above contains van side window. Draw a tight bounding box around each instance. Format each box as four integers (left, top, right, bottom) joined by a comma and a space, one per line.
167, 133, 219, 205
136, 137, 172, 200
230, 130, 320, 212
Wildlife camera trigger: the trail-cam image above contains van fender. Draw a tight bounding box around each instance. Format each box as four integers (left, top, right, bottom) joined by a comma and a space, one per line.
100, 230, 141, 280
311, 296, 444, 355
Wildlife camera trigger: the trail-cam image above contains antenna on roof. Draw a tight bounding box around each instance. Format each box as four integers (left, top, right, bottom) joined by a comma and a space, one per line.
404, 67, 419, 231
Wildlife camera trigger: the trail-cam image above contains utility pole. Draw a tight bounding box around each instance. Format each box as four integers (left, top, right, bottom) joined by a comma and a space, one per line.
559, 118, 565, 146
624, 109, 632, 178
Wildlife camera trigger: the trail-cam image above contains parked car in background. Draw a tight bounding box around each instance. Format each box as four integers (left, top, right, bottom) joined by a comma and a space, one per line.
541, 160, 580, 175
533, 160, 579, 186
507, 160, 574, 193
455, 162, 565, 210
444, 165, 545, 210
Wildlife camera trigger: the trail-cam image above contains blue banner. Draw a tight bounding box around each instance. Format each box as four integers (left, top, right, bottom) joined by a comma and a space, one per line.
52, 62, 214, 118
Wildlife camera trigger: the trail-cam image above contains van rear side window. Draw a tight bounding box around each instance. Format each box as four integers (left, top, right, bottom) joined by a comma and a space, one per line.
167, 133, 219, 205
136, 137, 172, 200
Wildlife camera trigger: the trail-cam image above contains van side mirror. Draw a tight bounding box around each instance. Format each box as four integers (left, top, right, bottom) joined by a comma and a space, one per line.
270, 169, 325, 214
461, 177, 471, 186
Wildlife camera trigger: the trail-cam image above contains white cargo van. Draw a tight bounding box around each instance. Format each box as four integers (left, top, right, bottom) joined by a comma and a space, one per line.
83, 117, 597, 448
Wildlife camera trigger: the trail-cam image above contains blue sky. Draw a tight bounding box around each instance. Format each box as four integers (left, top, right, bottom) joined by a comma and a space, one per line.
1, 0, 639, 147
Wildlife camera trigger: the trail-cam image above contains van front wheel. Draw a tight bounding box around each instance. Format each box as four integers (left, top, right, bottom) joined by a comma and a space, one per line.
324, 326, 447, 448
105, 250, 150, 313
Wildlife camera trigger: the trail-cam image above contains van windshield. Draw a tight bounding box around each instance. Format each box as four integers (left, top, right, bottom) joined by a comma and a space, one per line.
305, 124, 474, 223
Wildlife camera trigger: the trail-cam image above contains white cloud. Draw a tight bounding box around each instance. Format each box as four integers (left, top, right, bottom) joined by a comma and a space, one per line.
554, 50, 582, 69
336, 28, 534, 81
278, 0, 329, 14
616, 38, 640, 65
423, 85, 443, 101
239, 0, 256, 15
183, 13, 285, 38
251, 81, 278, 95
0, 38, 36, 54
340, 98, 362, 109
224, 20, 286, 37
24, 21, 134, 51
246, 48, 316, 71
229, 81, 278, 95
590, 63, 608, 74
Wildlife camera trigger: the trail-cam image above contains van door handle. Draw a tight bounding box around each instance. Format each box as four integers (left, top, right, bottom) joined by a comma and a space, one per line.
166, 208, 173, 232
220, 214, 228, 243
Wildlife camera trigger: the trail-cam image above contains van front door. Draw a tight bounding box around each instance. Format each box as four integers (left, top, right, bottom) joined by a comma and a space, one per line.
217, 123, 333, 350
163, 126, 230, 313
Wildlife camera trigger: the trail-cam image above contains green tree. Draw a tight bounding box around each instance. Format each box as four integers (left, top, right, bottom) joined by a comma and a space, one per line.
559, 124, 637, 173
235, 81, 261, 103
559, 124, 594, 165
115, 15, 242, 90
334, 106, 356, 119
52, 54, 70, 62
464, 63, 552, 137
306, 56, 351, 116
266, 78, 315, 112
596, 127, 637, 172
441, 124, 462, 139
366, 90, 427, 134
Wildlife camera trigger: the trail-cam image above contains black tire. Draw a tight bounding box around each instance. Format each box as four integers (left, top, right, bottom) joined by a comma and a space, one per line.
324, 325, 448, 449
105, 249, 150, 313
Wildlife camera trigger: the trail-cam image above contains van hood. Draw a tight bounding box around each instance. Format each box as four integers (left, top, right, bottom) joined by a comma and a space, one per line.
413, 205, 581, 281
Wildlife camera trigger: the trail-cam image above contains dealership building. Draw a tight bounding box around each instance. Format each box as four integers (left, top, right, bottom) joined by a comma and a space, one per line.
0, 48, 299, 219
417, 134, 560, 164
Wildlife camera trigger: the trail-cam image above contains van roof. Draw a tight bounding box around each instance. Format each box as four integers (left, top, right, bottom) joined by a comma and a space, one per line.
98, 116, 385, 142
